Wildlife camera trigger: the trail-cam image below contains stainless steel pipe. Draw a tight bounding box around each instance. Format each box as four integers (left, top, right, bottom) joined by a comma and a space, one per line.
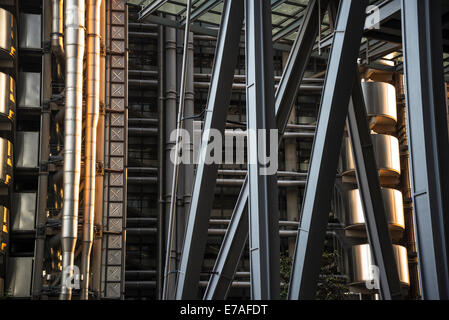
51, 0, 64, 57
80, 0, 101, 300
60, 0, 85, 300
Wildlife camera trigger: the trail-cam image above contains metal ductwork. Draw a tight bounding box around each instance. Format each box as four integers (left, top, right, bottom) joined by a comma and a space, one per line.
351, 244, 410, 293
345, 188, 405, 242
0, 7, 17, 60
340, 133, 401, 185
0, 71, 15, 121
52, 0, 64, 57
60, 0, 85, 300
80, 0, 101, 300
0, 138, 13, 187
361, 81, 397, 134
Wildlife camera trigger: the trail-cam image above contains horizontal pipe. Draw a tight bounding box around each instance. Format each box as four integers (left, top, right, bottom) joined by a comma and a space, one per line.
125, 281, 156, 289
128, 31, 158, 38
209, 219, 299, 227
207, 229, 335, 237
127, 167, 158, 174
126, 217, 157, 223
127, 228, 157, 236
128, 70, 158, 77
126, 270, 157, 277
216, 179, 306, 187
127, 176, 158, 184
128, 127, 158, 136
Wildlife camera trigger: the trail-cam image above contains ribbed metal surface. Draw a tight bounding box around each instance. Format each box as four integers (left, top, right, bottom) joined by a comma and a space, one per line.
0, 72, 15, 120
351, 244, 410, 291
362, 81, 397, 133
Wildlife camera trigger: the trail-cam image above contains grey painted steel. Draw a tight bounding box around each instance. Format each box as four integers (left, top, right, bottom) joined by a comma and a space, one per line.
180, 0, 221, 25
156, 20, 165, 300
347, 73, 402, 300
401, 0, 449, 299
288, 0, 368, 300
245, 1, 280, 302
60, 0, 85, 300
81, 0, 102, 300
163, 0, 192, 300
163, 16, 177, 299
204, 0, 327, 300
175, 0, 244, 300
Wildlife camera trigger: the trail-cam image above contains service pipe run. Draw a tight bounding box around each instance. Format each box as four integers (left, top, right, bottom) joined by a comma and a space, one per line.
52, 0, 64, 57
80, 0, 102, 300
60, 0, 85, 300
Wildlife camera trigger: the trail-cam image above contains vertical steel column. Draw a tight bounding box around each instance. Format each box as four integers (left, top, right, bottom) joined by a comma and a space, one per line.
347, 72, 403, 300
401, 0, 449, 299
204, 0, 327, 300
32, 0, 52, 299
163, 16, 177, 299
175, 0, 244, 300
156, 18, 165, 300
245, 0, 279, 300
288, 0, 368, 300
163, 0, 192, 299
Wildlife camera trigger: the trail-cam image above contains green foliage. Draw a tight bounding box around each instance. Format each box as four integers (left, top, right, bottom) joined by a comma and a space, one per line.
279, 249, 349, 300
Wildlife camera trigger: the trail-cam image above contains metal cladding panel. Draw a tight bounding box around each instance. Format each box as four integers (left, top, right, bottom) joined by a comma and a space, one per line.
15, 131, 39, 168
346, 188, 405, 229
0, 137, 13, 186
341, 134, 401, 176
18, 72, 41, 108
19, 13, 42, 49
0, 72, 15, 119
12, 193, 37, 231
361, 81, 398, 132
0, 8, 17, 58
351, 244, 410, 290
5, 257, 33, 297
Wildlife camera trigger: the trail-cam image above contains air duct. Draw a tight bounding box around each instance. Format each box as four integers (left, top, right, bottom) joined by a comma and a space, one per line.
60, 0, 85, 300
80, 0, 101, 300
51, 0, 64, 57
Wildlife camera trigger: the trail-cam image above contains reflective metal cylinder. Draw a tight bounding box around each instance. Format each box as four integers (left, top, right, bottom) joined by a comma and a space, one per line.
351, 244, 410, 292
361, 81, 397, 134
0, 72, 15, 120
341, 134, 401, 184
345, 188, 405, 240
0, 138, 13, 186
0, 8, 17, 60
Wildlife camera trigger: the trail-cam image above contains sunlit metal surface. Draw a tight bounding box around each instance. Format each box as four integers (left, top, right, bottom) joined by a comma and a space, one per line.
0, 71, 15, 120
0, 137, 13, 186
341, 134, 401, 180
12, 193, 37, 231
351, 244, 410, 292
0, 8, 17, 59
345, 188, 405, 239
19, 13, 42, 49
5, 257, 33, 297
15, 131, 40, 168
362, 81, 397, 134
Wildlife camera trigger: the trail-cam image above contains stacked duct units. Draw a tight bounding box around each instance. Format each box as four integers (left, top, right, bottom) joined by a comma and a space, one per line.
4, 0, 43, 298
339, 81, 410, 297
0, 3, 16, 296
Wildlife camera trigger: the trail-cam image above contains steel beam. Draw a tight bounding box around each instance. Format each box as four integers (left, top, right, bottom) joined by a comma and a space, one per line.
288, 0, 368, 300
138, 0, 168, 20
204, 0, 328, 300
347, 71, 403, 300
245, 0, 280, 300
401, 0, 449, 299
174, 0, 244, 299
180, 0, 221, 25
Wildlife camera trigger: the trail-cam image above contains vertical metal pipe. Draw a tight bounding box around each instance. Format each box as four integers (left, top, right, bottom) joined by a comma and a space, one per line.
32, 0, 52, 299
51, 0, 64, 57
91, 0, 105, 298
163, 16, 177, 299
183, 31, 194, 220
163, 0, 192, 299
80, 0, 102, 300
156, 20, 165, 300
60, 0, 85, 300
